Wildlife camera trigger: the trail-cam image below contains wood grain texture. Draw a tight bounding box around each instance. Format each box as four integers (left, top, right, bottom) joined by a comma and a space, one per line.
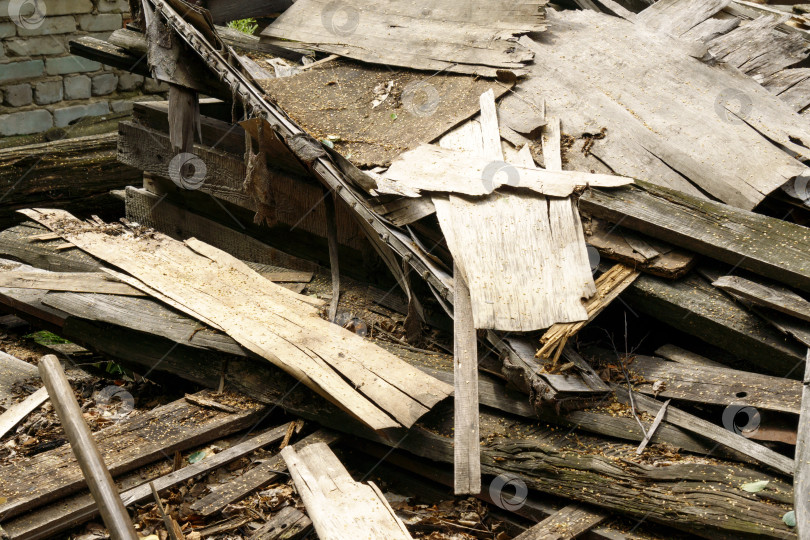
795, 350, 810, 539
383, 144, 633, 198
453, 265, 480, 495
22, 209, 452, 432
518, 9, 810, 210
281, 442, 413, 540
0, 387, 48, 440
0, 391, 265, 521
713, 275, 810, 323
260, 0, 547, 77
0, 271, 143, 296
513, 503, 606, 540
627, 354, 802, 414
580, 182, 810, 293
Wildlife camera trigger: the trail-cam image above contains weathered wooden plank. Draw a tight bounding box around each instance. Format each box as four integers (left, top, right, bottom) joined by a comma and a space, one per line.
384, 144, 633, 198
0, 271, 143, 296
206, 0, 293, 24
637, 0, 731, 37
581, 182, 810, 292
713, 275, 810, 324
628, 354, 802, 414
0, 351, 38, 410
613, 384, 794, 476
24, 209, 453, 431
261, 0, 546, 77
0, 387, 48, 439
281, 442, 413, 540
0, 391, 266, 521
190, 430, 339, 517
68, 36, 151, 77
248, 506, 312, 540
514, 503, 607, 540
453, 265, 480, 495
654, 344, 726, 368
795, 350, 810, 539
518, 10, 810, 210
625, 271, 806, 375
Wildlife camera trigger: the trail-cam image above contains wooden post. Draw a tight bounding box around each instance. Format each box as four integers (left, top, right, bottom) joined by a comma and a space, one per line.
37, 355, 139, 540
795, 349, 810, 539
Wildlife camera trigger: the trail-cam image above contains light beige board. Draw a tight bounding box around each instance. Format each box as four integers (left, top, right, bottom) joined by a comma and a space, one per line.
260, 0, 547, 77
281, 442, 413, 540
382, 144, 632, 198
517, 9, 810, 210
20, 209, 452, 432
433, 93, 592, 332
0, 271, 144, 296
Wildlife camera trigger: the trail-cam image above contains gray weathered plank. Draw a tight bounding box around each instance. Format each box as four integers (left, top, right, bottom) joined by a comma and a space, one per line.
713, 275, 810, 323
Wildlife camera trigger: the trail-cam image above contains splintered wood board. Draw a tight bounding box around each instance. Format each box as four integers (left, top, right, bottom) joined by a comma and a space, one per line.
261, 0, 546, 77
382, 144, 632, 197
0, 271, 144, 296
432, 96, 594, 331
517, 10, 810, 210
260, 60, 512, 167
281, 442, 413, 540
580, 182, 810, 293
0, 391, 265, 521
21, 209, 452, 432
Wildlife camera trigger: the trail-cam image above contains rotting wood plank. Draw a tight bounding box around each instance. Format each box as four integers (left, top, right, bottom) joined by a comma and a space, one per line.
0, 387, 48, 439
0, 390, 266, 521
795, 350, 810, 539
247, 505, 312, 540
612, 384, 794, 476
21, 209, 452, 432
654, 344, 726, 368
281, 442, 413, 540
713, 275, 810, 323
627, 354, 802, 414
261, 0, 547, 77
453, 264, 480, 495
383, 144, 633, 198
0, 271, 144, 296
580, 182, 810, 292
513, 503, 607, 540
0, 351, 38, 409
624, 271, 806, 375
190, 430, 339, 517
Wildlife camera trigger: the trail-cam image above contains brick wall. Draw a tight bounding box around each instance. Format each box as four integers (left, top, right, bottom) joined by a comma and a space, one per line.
0, 0, 166, 138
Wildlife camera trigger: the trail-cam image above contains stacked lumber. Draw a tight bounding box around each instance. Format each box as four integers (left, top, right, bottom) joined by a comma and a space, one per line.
2, 0, 810, 538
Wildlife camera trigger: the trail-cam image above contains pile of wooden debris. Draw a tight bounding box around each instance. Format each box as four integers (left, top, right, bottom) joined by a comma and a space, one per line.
2, 0, 810, 538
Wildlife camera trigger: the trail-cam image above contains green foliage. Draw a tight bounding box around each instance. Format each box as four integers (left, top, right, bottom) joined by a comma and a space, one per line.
227, 18, 258, 35
24, 330, 70, 345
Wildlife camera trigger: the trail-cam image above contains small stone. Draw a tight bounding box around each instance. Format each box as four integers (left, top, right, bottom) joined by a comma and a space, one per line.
77, 13, 122, 32
0, 59, 44, 84
34, 79, 63, 105
91, 73, 117, 96
110, 99, 133, 113
0, 22, 16, 39
53, 101, 109, 127
16, 15, 76, 37
4, 36, 65, 57
0, 109, 53, 136
97, 0, 130, 13
3, 83, 32, 107
63, 74, 91, 100
46, 55, 100, 75
116, 72, 144, 91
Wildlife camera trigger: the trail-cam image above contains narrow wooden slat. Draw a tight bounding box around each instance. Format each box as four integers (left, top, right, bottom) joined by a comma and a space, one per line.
580, 182, 810, 292
795, 349, 810, 538
0, 272, 144, 296
0, 387, 48, 439
714, 275, 810, 323
281, 442, 413, 540
247, 506, 312, 540
514, 503, 607, 540
654, 344, 726, 368
453, 264, 480, 495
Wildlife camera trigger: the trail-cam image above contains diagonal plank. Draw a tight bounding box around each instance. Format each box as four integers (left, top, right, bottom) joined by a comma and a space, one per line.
19, 209, 452, 432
